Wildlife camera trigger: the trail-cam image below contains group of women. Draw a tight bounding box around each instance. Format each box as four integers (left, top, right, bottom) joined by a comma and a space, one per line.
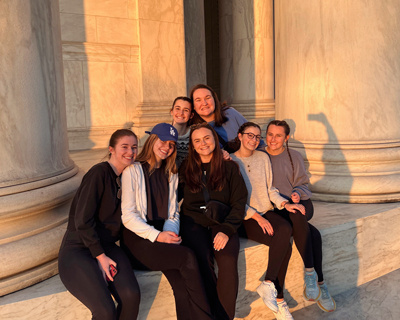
58, 84, 336, 320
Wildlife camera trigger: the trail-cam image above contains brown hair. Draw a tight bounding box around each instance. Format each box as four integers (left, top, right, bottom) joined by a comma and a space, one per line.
136, 134, 177, 178
185, 123, 226, 193
189, 84, 228, 127
170, 96, 193, 112
266, 120, 294, 180
229, 122, 261, 152
108, 129, 137, 159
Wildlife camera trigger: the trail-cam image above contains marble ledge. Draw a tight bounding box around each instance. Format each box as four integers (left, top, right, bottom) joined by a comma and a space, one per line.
62, 43, 139, 63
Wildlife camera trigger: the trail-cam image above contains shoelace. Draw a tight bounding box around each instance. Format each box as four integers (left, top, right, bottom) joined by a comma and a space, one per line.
266, 283, 277, 298
305, 272, 316, 287
278, 302, 292, 317
320, 285, 330, 300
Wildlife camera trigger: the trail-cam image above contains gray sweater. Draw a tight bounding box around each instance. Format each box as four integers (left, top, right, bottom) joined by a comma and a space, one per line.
230, 151, 287, 220
267, 148, 312, 201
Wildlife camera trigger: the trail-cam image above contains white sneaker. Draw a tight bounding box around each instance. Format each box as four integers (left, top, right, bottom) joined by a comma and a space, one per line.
317, 283, 336, 312
256, 281, 278, 313
303, 270, 321, 301
274, 300, 293, 320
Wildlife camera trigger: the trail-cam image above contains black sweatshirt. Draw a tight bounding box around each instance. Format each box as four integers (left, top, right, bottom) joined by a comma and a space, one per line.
65, 162, 121, 258
179, 160, 247, 237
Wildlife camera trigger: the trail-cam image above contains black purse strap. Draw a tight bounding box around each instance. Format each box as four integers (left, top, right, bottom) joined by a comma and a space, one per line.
201, 170, 210, 204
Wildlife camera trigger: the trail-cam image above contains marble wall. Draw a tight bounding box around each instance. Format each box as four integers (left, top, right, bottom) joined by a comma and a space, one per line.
184, 0, 207, 91
219, 0, 275, 129
60, 0, 187, 149
275, 0, 400, 202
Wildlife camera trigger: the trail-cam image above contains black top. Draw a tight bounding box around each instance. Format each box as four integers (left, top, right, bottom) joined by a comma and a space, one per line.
179, 160, 247, 237
142, 162, 169, 221
65, 162, 121, 258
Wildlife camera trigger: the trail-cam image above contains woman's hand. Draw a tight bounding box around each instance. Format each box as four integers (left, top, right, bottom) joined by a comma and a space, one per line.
156, 231, 182, 245
252, 213, 274, 236
285, 203, 306, 215
96, 253, 117, 282
222, 149, 231, 160
291, 192, 300, 203
213, 232, 229, 251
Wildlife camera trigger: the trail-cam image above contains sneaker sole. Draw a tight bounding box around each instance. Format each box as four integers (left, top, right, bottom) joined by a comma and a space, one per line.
317, 297, 336, 312
302, 286, 321, 302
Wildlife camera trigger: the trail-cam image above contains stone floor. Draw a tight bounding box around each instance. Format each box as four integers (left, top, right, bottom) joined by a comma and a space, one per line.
1, 256, 399, 320
289, 268, 400, 320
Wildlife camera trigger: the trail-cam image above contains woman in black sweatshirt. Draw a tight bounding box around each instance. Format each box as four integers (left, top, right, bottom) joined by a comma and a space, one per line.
58, 129, 140, 320
179, 123, 247, 320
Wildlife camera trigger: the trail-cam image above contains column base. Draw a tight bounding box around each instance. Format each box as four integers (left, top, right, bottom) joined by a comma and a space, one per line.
292, 141, 400, 203
0, 167, 83, 296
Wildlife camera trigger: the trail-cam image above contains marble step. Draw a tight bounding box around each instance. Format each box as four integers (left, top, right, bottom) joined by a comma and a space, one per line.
290, 267, 400, 320
0, 201, 399, 320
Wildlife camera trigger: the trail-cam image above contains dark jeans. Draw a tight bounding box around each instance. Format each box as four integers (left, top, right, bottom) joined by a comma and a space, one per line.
180, 217, 240, 320
58, 234, 140, 320
278, 198, 324, 282
239, 211, 292, 298
121, 228, 213, 320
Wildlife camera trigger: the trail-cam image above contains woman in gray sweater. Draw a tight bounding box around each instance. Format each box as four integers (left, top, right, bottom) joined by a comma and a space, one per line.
230, 122, 304, 320
265, 120, 336, 313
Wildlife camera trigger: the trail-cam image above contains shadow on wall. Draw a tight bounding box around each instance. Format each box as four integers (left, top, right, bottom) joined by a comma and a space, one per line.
285, 113, 353, 202
60, 0, 93, 151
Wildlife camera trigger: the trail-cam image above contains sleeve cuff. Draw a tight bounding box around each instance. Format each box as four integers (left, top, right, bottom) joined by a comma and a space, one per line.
89, 244, 104, 259
214, 224, 235, 238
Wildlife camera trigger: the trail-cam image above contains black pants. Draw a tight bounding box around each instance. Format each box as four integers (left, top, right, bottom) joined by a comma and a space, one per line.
121, 228, 213, 320
278, 199, 324, 282
238, 211, 292, 298
58, 234, 140, 320
180, 218, 240, 320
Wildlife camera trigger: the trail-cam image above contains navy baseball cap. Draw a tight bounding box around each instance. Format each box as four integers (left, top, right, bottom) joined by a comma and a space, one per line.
145, 123, 178, 142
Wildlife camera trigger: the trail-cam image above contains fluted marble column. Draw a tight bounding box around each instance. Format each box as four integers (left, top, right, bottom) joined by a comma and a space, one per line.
219, 0, 275, 123
0, 0, 81, 295
275, 1, 400, 203
133, 0, 187, 145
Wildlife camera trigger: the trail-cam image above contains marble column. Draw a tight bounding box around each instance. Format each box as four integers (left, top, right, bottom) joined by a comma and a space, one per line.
133, 0, 187, 145
219, 0, 275, 125
275, 1, 400, 203
0, 0, 81, 295
184, 0, 207, 91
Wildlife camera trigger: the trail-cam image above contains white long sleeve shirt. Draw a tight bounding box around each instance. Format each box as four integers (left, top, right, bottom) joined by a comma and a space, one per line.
121, 162, 180, 242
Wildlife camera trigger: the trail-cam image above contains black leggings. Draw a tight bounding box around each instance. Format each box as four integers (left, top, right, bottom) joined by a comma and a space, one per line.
278, 199, 324, 282
121, 228, 213, 320
180, 218, 240, 320
58, 236, 140, 320
238, 211, 292, 298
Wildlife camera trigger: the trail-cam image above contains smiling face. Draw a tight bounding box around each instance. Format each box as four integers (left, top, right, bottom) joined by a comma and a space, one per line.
170, 99, 193, 125
192, 88, 216, 122
266, 124, 289, 155
153, 138, 175, 163
109, 135, 138, 173
191, 127, 216, 163
238, 126, 261, 154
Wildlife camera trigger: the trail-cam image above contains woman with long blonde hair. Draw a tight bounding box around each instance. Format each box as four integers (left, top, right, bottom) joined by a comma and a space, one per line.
121, 123, 212, 320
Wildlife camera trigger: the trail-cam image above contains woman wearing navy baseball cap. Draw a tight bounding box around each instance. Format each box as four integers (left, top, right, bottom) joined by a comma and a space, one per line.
120, 123, 213, 320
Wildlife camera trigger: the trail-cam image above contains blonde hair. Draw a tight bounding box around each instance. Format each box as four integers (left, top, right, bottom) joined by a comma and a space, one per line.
136, 134, 177, 178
